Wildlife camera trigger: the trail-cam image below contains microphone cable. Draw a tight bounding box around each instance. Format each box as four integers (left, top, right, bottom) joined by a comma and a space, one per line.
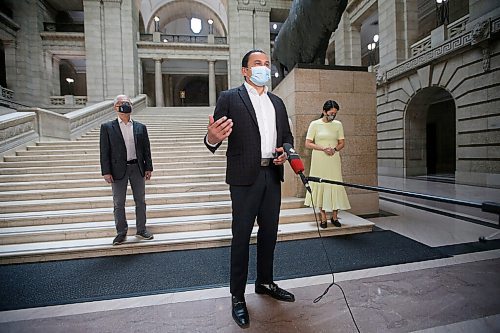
307, 189, 361, 333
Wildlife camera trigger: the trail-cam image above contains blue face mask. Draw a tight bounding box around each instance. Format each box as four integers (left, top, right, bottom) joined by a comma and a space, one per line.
249, 66, 271, 86
118, 102, 132, 113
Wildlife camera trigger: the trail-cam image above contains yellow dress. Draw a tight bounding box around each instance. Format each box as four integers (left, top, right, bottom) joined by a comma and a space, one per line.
304, 119, 351, 211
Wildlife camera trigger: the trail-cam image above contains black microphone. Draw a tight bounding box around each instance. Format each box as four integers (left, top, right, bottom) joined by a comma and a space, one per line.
283, 143, 311, 193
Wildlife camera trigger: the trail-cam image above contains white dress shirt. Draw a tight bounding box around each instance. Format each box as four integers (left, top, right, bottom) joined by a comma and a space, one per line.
118, 117, 137, 161
243, 82, 277, 158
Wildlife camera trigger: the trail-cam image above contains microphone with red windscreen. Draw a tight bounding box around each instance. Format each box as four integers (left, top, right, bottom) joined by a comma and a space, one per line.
283, 143, 311, 193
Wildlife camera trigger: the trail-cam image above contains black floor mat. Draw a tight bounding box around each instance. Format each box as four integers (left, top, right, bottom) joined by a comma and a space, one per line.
0, 230, 449, 311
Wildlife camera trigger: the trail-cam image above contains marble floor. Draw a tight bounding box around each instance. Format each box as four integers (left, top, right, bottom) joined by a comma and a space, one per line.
0, 176, 499, 333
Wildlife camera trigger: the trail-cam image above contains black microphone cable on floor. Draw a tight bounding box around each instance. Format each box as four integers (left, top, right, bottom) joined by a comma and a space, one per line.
307, 191, 361, 333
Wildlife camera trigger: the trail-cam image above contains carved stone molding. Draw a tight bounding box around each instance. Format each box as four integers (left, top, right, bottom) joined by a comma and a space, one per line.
383, 14, 499, 84
471, 19, 490, 45
482, 46, 491, 72
386, 31, 472, 82
0, 120, 35, 142
376, 68, 386, 86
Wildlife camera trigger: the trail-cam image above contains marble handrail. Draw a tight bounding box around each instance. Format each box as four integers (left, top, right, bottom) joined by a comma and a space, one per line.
0, 112, 38, 154
1, 94, 147, 150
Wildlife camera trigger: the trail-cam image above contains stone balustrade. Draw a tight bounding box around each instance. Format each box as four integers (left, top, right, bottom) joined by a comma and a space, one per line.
410, 15, 470, 58
1, 86, 14, 100
139, 33, 227, 44
0, 94, 147, 154
50, 96, 88, 106
0, 112, 38, 154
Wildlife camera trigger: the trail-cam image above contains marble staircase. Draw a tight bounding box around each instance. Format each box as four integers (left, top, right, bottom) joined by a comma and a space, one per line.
0, 107, 373, 264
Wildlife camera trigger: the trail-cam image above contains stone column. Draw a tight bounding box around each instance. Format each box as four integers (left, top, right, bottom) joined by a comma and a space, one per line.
378, 0, 418, 68
227, 1, 254, 88
3, 40, 17, 92
83, 0, 105, 102
154, 58, 164, 107
169, 75, 174, 106
208, 60, 216, 106
52, 56, 61, 96
138, 58, 143, 94
83, 0, 139, 102
253, 8, 271, 57
335, 13, 362, 66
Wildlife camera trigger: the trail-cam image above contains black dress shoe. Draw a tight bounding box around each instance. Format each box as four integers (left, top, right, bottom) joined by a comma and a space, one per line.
112, 234, 126, 246
231, 296, 249, 328
255, 282, 295, 302
331, 217, 341, 227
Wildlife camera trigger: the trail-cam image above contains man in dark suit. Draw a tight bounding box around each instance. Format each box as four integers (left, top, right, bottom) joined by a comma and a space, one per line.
100, 95, 154, 246
205, 50, 295, 328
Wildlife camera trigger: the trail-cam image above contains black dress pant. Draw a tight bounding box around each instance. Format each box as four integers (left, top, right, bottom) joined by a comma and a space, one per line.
229, 166, 281, 298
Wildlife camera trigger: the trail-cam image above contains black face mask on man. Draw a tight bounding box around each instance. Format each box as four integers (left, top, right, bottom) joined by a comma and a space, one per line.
118, 102, 132, 113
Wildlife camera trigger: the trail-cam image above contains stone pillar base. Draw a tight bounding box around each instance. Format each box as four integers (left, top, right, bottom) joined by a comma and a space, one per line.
273, 65, 379, 215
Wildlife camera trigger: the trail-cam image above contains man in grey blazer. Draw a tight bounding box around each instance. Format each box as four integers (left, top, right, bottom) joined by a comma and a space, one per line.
100, 95, 154, 246
205, 50, 295, 328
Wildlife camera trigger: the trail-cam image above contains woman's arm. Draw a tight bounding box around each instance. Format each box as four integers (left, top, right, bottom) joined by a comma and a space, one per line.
334, 139, 345, 152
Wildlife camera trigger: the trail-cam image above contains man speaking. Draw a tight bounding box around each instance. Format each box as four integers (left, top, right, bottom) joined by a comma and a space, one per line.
205, 50, 295, 328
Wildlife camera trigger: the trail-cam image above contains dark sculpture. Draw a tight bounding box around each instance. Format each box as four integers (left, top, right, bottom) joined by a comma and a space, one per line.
272, 0, 348, 77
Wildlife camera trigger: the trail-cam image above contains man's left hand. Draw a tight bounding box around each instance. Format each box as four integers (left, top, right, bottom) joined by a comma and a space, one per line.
273, 147, 288, 165
145, 171, 152, 180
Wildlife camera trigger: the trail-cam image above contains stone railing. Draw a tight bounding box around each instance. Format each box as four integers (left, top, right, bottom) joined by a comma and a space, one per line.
410, 35, 431, 57
383, 15, 500, 83
448, 15, 469, 39
1, 86, 14, 100
0, 112, 38, 154
410, 15, 469, 57
140, 33, 227, 44
0, 95, 147, 153
49, 96, 88, 106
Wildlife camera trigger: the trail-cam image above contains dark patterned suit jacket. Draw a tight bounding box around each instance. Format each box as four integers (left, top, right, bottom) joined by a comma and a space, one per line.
205, 84, 294, 186
100, 119, 153, 180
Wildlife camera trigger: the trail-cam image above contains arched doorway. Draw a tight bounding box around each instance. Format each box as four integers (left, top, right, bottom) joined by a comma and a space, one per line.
405, 87, 456, 179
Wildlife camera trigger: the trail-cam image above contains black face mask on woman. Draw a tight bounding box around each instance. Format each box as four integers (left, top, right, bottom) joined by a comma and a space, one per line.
326, 114, 336, 122
118, 103, 132, 113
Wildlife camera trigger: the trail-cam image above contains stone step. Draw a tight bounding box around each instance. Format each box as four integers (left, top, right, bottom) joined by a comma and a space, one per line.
0, 198, 305, 227
0, 154, 226, 168
72, 137, 210, 144
0, 208, 317, 244
34, 138, 212, 147
79, 133, 207, 139
4, 151, 225, 162
0, 173, 226, 191
0, 182, 228, 201
0, 212, 374, 264
24, 144, 222, 153
0, 166, 226, 183
0, 190, 233, 213
0, 160, 226, 175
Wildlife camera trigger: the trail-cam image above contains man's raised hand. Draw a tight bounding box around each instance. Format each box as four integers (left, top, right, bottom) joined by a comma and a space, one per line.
207, 115, 233, 145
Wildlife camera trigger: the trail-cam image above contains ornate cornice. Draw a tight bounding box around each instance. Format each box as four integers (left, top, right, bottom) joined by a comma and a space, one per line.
383, 17, 499, 84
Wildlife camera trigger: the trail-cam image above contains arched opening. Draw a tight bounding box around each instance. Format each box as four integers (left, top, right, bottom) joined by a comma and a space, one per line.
59, 59, 87, 96
176, 76, 209, 106
405, 87, 456, 180
146, 0, 227, 37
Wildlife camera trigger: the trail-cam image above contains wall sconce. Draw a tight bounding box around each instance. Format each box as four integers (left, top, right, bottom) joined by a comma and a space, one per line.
436, 0, 449, 26
154, 16, 160, 32
208, 18, 214, 34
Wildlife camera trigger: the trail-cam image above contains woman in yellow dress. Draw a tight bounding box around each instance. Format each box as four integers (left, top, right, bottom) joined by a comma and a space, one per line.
304, 100, 351, 228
